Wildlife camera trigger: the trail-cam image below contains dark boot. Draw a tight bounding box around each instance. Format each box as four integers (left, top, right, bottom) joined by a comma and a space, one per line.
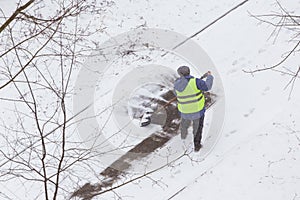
194, 143, 202, 152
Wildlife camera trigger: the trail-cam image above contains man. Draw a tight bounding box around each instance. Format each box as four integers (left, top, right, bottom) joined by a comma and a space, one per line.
174, 66, 214, 152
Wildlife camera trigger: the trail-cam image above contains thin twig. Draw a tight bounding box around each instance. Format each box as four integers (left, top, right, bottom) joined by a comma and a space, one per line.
244, 40, 300, 73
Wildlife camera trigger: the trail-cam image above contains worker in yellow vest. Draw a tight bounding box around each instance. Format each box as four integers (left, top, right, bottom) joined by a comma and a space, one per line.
174, 66, 214, 152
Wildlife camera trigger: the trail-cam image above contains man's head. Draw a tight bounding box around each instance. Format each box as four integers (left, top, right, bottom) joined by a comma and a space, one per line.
177, 66, 190, 77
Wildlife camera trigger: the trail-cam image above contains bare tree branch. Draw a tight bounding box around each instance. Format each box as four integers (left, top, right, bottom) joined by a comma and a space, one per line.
244, 40, 300, 73
0, 0, 34, 33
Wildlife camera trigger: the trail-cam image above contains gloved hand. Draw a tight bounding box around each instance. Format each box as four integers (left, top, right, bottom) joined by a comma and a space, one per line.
200, 71, 211, 79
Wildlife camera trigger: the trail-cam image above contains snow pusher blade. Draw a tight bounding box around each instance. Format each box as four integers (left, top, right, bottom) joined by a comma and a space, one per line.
139, 108, 154, 127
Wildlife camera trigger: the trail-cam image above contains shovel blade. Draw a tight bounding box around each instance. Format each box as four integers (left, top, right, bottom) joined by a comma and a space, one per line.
140, 117, 151, 127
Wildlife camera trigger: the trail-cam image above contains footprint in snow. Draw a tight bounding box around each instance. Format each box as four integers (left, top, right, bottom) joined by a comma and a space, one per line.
227, 68, 238, 75
244, 108, 255, 117
262, 86, 270, 95
232, 60, 238, 66
258, 48, 266, 54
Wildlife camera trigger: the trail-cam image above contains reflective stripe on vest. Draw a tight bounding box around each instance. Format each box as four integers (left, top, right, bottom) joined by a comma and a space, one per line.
175, 78, 205, 114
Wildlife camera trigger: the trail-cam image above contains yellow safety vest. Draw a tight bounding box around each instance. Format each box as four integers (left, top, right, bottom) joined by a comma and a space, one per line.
175, 78, 205, 114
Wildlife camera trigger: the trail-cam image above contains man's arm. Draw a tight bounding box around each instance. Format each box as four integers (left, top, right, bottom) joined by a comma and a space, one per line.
196, 74, 214, 91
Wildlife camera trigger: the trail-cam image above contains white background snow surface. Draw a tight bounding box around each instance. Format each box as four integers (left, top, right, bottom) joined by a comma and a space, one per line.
1, 0, 300, 199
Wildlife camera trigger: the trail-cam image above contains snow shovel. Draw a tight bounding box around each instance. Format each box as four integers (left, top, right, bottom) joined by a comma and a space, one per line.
140, 96, 177, 127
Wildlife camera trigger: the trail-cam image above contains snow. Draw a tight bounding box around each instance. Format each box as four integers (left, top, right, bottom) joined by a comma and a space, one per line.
1, 0, 300, 199
90, 0, 300, 199
170, 100, 300, 200
0, 1, 17, 17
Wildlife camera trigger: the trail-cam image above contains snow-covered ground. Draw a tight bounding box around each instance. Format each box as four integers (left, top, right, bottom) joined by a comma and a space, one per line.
1, 0, 300, 199
86, 0, 300, 199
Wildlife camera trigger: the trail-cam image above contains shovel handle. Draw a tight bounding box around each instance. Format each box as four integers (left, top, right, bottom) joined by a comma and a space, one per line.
161, 96, 177, 108
148, 96, 176, 116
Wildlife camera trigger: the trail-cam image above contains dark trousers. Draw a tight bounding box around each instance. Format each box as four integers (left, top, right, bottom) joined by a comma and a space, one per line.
180, 115, 205, 147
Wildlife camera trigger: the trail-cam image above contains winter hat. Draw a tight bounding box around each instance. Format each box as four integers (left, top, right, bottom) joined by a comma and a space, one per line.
177, 66, 190, 76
